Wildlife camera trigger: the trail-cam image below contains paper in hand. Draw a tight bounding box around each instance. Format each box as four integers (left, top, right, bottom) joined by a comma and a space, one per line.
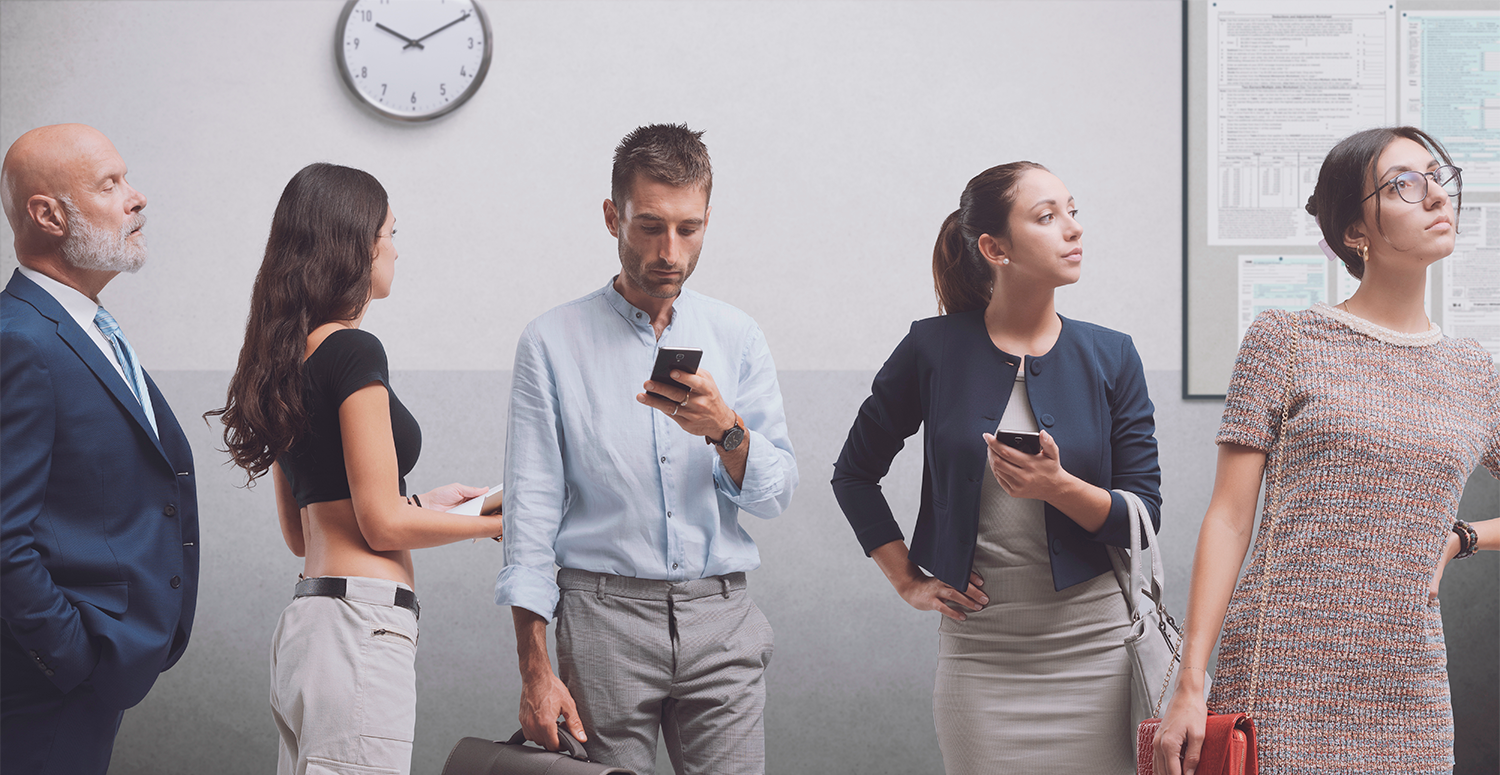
450, 484, 503, 516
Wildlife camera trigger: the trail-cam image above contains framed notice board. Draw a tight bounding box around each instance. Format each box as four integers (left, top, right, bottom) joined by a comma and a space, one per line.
1182, 0, 1500, 398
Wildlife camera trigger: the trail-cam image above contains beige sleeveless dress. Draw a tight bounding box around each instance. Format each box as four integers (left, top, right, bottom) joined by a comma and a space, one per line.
931, 363, 1135, 774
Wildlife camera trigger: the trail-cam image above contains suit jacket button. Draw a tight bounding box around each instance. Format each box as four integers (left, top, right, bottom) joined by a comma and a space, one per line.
44, 669, 54, 676
29, 650, 38, 658
1040, 414, 1055, 427
1030, 359, 1043, 376
164, 504, 177, 517
170, 576, 182, 589
1051, 538, 1062, 555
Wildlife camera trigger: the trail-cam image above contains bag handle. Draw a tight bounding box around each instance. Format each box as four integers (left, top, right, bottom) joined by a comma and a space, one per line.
1245, 310, 1302, 718
505, 725, 591, 760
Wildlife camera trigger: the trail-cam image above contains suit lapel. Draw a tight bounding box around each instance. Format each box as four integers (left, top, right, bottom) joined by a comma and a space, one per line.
6, 271, 169, 461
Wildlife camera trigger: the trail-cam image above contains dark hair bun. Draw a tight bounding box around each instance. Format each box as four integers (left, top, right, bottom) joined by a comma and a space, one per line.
1304, 194, 1318, 218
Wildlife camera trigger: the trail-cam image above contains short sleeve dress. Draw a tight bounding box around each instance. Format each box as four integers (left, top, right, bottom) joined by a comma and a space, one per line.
1209, 303, 1500, 774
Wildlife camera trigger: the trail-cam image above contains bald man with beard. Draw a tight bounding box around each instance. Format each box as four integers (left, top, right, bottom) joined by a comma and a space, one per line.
1, 124, 198, 775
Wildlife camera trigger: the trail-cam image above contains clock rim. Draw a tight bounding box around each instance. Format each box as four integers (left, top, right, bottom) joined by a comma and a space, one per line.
334, 0, 495, 123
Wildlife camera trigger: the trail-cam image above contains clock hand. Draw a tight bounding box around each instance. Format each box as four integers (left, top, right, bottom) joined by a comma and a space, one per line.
375, 22, 424, 50
403, 12, 470, 49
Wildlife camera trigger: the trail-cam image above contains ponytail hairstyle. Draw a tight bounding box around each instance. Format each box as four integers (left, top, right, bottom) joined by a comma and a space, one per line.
933, 161, 1047, 314
1306, 126, 1459, 280
208, 162, 389, 482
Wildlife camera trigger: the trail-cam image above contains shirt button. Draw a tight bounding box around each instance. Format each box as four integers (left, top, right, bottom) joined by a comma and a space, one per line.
667, 511, 673, 518
672, 563, 678, 570
635, 312, 642, 319
660, 456, 666, 463
170, 576, 182, 589
164, 504, 177, 517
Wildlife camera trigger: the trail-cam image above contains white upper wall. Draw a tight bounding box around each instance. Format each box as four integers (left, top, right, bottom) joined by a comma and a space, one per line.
0, 0, 1182, 372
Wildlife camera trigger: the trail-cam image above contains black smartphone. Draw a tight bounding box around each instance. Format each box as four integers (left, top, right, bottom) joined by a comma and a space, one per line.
994, 429, 1041, 455
648, 347, 702, 401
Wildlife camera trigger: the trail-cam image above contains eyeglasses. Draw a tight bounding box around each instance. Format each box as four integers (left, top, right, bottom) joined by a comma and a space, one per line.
1361, 165, 1462, 205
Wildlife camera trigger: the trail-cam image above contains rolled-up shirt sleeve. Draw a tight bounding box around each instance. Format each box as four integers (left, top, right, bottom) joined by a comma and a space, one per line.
495, 324, 567, 622
713, 325, 797, 518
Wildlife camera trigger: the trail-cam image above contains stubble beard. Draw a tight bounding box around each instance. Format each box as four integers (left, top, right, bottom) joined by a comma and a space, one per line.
618, 236, 697, 300
60, 197, 148, 274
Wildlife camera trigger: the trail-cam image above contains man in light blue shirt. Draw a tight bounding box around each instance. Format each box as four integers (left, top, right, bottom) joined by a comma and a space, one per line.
496, 124, 797, 774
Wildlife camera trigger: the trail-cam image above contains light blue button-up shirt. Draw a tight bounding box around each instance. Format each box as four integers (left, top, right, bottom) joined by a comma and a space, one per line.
495, 279, 798, 621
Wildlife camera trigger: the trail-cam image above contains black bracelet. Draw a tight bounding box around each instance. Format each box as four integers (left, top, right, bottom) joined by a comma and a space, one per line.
410, 493, 423, 509
1452, 520, 1478, 560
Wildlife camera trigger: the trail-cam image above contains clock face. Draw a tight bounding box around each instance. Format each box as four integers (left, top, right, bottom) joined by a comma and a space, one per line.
336, 0, 493, 122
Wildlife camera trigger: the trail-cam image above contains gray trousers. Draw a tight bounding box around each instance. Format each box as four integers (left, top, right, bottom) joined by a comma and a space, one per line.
555, 569, 774, 775
270, 577, 419, 775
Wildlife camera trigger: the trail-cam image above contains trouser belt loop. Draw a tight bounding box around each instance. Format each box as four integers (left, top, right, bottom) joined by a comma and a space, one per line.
721, 576, 731, 598
596, 574, 606, 602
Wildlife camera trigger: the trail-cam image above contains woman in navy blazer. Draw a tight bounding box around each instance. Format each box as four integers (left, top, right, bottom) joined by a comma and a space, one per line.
832, 162, 1161, 773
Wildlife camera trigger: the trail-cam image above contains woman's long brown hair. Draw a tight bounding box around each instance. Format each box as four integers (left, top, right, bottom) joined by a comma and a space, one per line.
207, 163, 388, 483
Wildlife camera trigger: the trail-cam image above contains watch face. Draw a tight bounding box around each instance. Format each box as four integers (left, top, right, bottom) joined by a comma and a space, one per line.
721, 424, 746, 452
336, 0, 493, 122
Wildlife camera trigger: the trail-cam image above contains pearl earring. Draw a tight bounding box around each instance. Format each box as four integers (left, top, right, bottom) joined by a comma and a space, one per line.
1001, 258, 1010, 265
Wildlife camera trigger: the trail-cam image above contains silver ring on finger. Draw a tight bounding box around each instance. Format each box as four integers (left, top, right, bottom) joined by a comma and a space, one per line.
671, 405, 678, 416
679, 396, 690, 406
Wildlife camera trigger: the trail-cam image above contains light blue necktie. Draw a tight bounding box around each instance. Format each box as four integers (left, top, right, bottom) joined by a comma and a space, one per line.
94, 306, 158, 437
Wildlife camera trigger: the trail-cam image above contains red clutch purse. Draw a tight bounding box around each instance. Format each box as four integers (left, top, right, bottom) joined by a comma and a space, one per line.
1137, 713, 1257, 775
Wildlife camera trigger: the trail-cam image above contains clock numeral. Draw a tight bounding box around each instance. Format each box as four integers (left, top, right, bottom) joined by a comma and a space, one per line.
411, 92, 417, 105
353, 37, 360, 49
468, 37, 474, 49
381, 83, 387, 96
360, 66, 367, 79
357, 9, 372, 22
440, 83, 447, 96
460, 65, 467, 77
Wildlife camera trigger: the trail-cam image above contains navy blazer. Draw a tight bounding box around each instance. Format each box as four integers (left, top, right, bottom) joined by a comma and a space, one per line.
832, 311, 1161, 593
1, 269, 199, 710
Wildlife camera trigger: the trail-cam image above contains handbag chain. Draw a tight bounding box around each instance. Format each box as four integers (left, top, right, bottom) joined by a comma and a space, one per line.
1244, 311, 1301, 717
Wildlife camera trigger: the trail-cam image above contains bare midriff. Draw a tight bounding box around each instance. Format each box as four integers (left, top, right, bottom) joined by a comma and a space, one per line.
300, 498, 415, 588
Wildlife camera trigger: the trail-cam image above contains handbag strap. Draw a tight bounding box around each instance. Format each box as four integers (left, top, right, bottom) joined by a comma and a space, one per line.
1244, 310, 1301, 717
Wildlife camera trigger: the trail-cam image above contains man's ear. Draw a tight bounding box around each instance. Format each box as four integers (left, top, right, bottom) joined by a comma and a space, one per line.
27, 195, 65, 238
603, 198, 621, 238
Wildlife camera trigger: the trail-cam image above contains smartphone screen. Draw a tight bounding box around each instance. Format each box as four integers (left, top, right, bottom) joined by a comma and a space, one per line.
648, 347, 702, 401
994, 429, 1041, 455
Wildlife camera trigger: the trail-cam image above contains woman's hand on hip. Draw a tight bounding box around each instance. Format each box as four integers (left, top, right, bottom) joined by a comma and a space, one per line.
1153, 677, 1209, 775
984, 429, 1073, 501
893, 570, 988, 622
1429, 531, 1461, 602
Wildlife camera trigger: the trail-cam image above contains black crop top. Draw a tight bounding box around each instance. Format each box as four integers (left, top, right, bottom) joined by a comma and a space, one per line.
277, 328, 421, 508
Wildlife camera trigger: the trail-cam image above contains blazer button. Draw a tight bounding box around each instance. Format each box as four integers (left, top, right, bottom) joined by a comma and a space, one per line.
1051, 538, 1062, 555
1030, 359, 1043, 376
44, 668, 54, 676
1040, 414, 1055, 427
164, 504, 177, 517
29, 650, 38, 658
170, 576, 182, 589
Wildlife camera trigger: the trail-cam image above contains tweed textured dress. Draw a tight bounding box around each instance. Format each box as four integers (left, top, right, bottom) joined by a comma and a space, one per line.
1210, 304, 1500, 774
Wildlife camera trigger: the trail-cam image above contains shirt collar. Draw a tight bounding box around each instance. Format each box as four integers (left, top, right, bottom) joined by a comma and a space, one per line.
603, 275, 682, 334
17, 264, 105, 335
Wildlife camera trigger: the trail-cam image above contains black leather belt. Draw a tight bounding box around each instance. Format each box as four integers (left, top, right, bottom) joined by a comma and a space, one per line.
294, 577, 419, 619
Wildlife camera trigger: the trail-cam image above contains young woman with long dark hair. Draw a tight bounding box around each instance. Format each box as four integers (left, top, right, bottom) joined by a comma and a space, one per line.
210, 163, 503, 775
831, 162, 1162, 772
1153, 127, 1499, 775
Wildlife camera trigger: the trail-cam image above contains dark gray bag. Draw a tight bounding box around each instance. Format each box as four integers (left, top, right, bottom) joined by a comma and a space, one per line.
440, 728, 635, 775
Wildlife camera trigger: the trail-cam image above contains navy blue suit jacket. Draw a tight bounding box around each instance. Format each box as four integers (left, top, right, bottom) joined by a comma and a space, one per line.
832, 311, 1161, 593
1, 269, 198, 710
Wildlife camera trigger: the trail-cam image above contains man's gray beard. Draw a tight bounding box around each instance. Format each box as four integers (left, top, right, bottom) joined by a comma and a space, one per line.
60, 197, 147, 273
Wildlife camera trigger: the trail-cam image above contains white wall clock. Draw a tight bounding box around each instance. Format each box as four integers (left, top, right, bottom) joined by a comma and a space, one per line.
336, 0, 494, 122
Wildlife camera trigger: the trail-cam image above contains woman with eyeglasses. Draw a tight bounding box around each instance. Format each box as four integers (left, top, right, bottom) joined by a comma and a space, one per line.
210, 163, 504, 775
832, 162, 1161, 773
1153, 127, 1498, 775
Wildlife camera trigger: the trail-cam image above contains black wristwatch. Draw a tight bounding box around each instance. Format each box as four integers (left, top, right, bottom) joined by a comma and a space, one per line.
706, 414, 746, 452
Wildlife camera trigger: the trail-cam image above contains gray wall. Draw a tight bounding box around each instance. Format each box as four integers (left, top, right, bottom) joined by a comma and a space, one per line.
0, 2, 1493, 774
